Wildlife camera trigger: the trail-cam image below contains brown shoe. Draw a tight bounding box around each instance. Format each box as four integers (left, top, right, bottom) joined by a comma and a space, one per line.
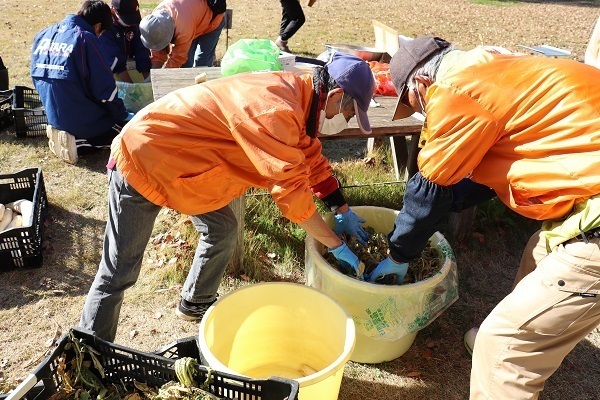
275, 36, 292, 53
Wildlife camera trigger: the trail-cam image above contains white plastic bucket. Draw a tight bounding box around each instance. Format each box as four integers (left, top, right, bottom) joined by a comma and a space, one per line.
305, 206, 458, 364
198, 282, 355, 400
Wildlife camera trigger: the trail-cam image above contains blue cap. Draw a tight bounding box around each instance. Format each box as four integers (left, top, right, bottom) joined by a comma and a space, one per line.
326, 52, 375, 134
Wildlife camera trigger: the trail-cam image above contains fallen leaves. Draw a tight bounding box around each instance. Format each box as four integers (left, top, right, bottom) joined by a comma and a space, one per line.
421, 349, 432, 360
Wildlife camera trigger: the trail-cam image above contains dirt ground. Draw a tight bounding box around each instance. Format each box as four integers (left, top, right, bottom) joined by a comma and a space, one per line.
2, 0, 600, 399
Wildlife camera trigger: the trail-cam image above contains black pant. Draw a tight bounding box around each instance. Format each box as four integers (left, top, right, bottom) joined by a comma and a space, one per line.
279, 0, 305, 41
77, 122, 124, 154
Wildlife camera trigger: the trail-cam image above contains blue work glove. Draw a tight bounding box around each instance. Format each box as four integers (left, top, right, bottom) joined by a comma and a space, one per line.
333, 207, 369, 244
328, 242, 360, 275
364, 257, 408, 284
124, 112, 135, 122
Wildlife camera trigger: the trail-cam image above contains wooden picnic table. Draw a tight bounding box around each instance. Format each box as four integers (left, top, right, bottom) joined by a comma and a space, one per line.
150, 67, 473, 270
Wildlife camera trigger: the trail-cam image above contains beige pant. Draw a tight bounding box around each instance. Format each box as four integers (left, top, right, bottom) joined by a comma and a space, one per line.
470, 230, 600, 399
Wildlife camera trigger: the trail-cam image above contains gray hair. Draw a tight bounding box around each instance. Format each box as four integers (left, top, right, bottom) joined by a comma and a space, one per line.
406, 44, 455, 92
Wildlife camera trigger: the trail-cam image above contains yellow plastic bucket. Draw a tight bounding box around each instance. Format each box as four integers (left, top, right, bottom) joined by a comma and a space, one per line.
305, 206, 458, 364
198, 282, 356, 400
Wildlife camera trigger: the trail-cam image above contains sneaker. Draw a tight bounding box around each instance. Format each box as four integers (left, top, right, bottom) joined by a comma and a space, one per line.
175, 297, 217, 321
464, 327, 479, 356
47, 126, 78, 164
275, 37, 292, 53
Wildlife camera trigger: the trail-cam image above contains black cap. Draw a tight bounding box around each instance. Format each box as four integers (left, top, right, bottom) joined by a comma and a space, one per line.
112, 0, 142, 26
390, 36, 450, 120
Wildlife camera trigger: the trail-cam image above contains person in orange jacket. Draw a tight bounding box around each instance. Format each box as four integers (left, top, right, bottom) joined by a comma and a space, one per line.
79, 52, 376, 342
139, 0, 225, 68
384, 36, 600, 399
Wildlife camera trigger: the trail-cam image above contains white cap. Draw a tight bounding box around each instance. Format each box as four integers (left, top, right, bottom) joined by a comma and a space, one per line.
140, 9, 174, 50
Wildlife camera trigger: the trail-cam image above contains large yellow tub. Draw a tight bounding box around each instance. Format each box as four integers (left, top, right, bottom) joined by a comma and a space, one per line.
305, 206, 458, 364
198, 282, 355, 400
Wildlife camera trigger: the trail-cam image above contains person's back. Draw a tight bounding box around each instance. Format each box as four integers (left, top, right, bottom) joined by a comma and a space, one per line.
31, 0, 130, 164
416, 49, 600, 221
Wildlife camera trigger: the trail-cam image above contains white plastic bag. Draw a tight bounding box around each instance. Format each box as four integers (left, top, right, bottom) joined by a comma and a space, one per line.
116, 81, 154, 113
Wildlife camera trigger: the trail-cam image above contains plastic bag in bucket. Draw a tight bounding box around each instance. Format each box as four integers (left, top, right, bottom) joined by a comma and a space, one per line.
116, 81, 154, 113
221, 39, 283, 77
305, 206, 459, 363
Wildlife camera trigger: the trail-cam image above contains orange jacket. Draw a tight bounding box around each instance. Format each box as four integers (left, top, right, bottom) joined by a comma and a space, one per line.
111, 72, 333, 223
151, 0, 224, 68
418, 49, 600, 220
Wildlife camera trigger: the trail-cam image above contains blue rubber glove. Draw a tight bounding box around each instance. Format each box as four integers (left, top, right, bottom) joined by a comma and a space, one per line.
364, 257, 408, 284
124, 112, 135, 122
328, 242, 360, 275
333, 207, 369, 244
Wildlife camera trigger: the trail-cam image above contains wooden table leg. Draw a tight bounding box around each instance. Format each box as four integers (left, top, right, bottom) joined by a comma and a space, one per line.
389, 136, 409, 181
227, 194, 245, 275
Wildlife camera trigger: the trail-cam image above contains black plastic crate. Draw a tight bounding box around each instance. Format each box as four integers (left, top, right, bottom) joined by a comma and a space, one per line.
0, 89, 12, 130
0, 167, 47, 270
12, 86, 47, 137
2, 328, 299, 400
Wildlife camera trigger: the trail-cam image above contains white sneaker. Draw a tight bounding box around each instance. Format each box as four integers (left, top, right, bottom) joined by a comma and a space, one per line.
47, 126, 78, 164
464, 327, 479, 356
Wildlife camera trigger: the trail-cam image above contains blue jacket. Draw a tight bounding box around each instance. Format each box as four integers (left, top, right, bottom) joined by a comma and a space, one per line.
30, 14, 127, 139
100, 17, 151, 75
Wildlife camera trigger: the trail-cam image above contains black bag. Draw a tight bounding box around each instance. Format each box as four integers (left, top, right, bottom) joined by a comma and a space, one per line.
207, 0, 226, 15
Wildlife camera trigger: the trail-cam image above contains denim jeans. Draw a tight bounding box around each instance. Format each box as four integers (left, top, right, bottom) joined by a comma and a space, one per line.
182, 18, 226, 67
79, 168, 237, 341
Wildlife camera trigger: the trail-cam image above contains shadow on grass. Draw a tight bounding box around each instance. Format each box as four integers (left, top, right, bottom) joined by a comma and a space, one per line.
339, 375, 441, 399
0, 127, 111, 172
0, 200, 106, 310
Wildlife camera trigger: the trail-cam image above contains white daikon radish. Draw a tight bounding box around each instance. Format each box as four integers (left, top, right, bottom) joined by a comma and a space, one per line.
0, 207, 13, 231
6, 199, 33, 225
7, 214, 22, 229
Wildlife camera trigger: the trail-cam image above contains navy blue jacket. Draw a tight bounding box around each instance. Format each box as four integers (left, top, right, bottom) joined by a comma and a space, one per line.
100, 16, 151, 75
30, 14, 127, 139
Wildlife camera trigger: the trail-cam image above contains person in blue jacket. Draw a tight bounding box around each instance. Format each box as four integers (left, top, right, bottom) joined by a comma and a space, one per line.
30, 0, 133, 164
100, 0, 151, 83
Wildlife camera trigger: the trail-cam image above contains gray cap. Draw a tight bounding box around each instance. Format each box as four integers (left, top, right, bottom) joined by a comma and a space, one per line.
140, 9, 174, 50
390, 36, 450, 120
